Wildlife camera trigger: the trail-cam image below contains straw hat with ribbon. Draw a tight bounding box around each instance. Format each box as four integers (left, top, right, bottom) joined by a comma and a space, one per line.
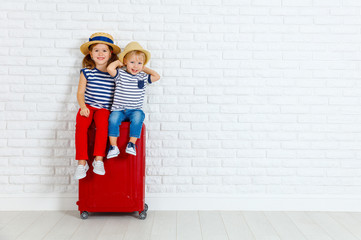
118, 41, 151, 65
80, 32, 120, 55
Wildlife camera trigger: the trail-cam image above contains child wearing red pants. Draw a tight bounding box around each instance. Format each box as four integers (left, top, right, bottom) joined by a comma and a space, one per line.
74, 33, 120, 180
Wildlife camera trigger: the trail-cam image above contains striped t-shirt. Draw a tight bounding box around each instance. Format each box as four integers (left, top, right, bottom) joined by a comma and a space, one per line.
111, 69, 151, 111
81, 68, 115, 110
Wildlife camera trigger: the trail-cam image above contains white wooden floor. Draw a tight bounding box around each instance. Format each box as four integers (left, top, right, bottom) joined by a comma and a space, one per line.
1, 211, 361, 240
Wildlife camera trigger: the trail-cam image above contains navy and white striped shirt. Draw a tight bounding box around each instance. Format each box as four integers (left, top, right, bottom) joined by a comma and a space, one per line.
81, 68, 115, 110
111, 69, 151, 111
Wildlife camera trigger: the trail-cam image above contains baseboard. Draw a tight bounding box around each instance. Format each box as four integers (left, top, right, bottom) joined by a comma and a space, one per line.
146, 194, 361, 212
0, 193, 78, 211
1, 193, 361, 212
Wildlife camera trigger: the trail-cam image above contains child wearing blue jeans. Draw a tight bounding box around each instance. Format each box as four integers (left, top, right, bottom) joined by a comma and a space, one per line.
107, 42, 160, 158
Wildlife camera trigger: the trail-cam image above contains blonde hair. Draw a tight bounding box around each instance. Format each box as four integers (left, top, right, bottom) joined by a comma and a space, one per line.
82, 44, 118, 69
123, 50, 146, 64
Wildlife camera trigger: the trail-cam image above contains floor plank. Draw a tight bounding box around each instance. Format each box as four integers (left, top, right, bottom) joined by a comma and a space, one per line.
286, 212, 332, 240
16, 211, 65, 240
150, 211, 177, 240
69, 212, 109, 240
0, 211, 21, 231
43, 211, 84, 240
95, 213, 132, 240
307, 212, 359, 240
221, 211, 256, 240
0, 210, 360, 240
0, 211, 43, 240
122, 211, 155, 240
265, 212, 307, 240
242, 211, 281, 240
177, 211, 202, 240
350, 212, 361, 223
199, 211, 229, 240
328, 212, 361, 239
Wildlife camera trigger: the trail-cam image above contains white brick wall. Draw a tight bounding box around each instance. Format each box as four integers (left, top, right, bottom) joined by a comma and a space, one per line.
1, 0, 361, 210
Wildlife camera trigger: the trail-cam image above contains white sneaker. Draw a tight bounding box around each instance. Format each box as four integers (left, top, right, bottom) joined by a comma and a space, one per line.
92, 160, 105, 175
107, 145, 120, 159
125, 142, 136, 156
74, 162, 89, 180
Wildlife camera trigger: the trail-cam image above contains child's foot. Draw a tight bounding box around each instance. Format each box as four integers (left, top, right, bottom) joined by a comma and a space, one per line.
107, 145, 120, 159
125, 142, 136, 156
92, 160, 105, 175
74, 162, 89, 180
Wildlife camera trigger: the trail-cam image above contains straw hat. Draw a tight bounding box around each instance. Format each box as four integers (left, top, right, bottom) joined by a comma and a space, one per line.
118, 41, 151, 65
80, 32, 120, 55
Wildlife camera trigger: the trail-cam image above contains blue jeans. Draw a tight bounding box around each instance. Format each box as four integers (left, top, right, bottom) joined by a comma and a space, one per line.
108, 109, 145, 138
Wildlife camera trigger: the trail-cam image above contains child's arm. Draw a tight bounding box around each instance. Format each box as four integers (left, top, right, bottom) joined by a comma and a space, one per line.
142, 67, 160, 83
77, 72, 90, 117
107, 60, 123, 77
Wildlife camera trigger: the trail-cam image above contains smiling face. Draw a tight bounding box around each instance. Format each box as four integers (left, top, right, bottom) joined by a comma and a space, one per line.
124, 51, 146, 75
89, 43, 112, 68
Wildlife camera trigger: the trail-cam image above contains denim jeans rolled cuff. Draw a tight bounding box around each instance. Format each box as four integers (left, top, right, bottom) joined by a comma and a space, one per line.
129, 124, 143, 138
108, 109, 145, 139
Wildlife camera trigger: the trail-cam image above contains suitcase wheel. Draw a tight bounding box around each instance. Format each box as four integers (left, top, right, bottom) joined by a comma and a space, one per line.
144, 203, 148, 212
139, 211, 147, 220
80, 211, 89, 220
138, 203, 148, 220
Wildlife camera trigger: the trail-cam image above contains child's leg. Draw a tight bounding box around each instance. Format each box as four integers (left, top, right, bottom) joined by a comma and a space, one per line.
93, 108, 110, 161
109, 136, 117, 146
78, 160, 87, 166
108, 110, 126, 144
75, 106, 95, 165
128, 109, 145, 141
124, 110, 144, 156
107, 110, 126, 159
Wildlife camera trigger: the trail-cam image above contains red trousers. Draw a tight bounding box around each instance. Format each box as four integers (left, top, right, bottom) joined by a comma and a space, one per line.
75, 105, 110, 160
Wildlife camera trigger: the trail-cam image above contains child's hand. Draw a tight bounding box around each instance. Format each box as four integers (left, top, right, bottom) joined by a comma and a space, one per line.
107, 60, 123, 77
80, 106, 90, 117
142, 67, 161, 82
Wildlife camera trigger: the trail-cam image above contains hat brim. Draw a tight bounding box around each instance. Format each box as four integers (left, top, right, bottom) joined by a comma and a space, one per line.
119, 48, 151, 65
80, 41, 121, 55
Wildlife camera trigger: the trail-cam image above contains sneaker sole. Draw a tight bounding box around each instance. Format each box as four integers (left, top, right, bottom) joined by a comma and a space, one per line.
74, 173, 86, 180
107, 151, 120, 159
93, 169, 105, 175
125, 149, 137, 156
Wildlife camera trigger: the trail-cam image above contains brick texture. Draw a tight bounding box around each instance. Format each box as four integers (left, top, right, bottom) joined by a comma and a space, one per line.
1, 0, 361, 199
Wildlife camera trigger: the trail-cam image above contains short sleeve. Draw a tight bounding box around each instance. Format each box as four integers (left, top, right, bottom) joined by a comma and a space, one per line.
80, 68, 88, 80
113, 68, 120, 79
114, 69, 122, 84
142, 72, 151, 85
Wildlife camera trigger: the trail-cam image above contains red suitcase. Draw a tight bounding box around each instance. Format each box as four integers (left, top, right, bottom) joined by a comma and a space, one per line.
77, 122, 148, 220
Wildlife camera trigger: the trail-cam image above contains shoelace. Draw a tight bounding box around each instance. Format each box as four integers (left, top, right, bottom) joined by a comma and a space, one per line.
78, 164, 87, 169
95, 161, 103, 166
128, 142, 137, 149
